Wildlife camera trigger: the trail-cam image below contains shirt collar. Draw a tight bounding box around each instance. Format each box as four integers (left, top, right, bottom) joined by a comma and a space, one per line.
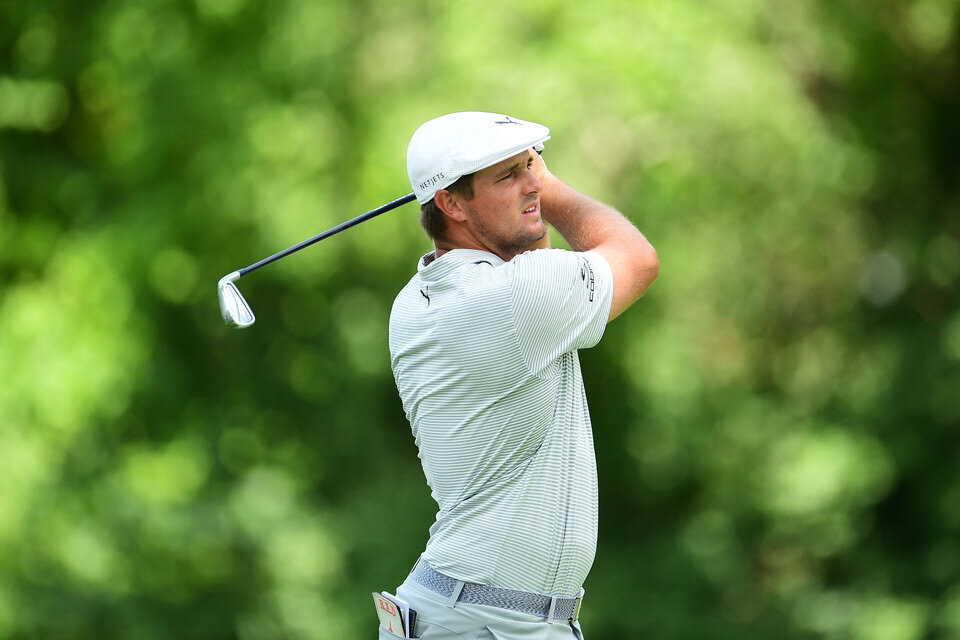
417, 249, 505, 279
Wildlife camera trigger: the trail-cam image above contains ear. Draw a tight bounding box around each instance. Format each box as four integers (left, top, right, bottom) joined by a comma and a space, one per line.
434, 189, 468, 222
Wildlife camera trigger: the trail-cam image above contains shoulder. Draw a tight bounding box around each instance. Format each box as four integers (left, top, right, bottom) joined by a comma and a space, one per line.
511, 247, 574, 269
508, 248, 610, 293
389, 276, 422, 325
511, 247, 609, 272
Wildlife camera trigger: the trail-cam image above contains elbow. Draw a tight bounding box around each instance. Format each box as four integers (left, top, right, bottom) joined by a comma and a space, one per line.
636, 241, 659, 292
644, 244, 660, 282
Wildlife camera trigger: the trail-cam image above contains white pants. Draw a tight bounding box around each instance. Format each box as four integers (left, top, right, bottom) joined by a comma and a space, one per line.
377, 578, 585, 640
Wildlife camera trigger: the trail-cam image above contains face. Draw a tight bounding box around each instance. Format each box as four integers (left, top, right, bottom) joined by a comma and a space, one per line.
451, 149, 546, 260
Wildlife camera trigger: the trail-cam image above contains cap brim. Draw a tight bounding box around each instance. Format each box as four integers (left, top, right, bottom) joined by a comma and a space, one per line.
417, 135, 551, 204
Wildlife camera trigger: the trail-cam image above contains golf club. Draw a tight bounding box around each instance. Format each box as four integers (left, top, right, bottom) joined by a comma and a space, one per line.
218, 192, 416, 328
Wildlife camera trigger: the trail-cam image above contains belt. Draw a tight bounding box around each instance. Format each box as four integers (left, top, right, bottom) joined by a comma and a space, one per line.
409, 558, 583, 622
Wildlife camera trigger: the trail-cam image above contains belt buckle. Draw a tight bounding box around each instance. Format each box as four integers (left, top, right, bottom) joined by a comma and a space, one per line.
571, 588, 584, 622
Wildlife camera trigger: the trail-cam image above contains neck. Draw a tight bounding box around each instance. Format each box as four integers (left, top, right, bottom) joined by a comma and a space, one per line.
435, 243, 510, 262
434, 237, 496, 260
434, 234, 548, 262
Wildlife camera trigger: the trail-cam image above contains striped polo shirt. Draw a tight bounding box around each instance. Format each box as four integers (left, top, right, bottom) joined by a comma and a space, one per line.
388, 247, 614, 597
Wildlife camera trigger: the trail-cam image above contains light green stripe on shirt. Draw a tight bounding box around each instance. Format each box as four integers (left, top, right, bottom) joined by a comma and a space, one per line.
389, 247, 614, 597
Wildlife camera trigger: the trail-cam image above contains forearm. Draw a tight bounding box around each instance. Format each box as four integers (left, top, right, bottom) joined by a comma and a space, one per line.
539, 176, 645, 252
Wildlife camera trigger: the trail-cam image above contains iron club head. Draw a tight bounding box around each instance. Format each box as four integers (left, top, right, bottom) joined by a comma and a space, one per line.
218, 272, 255, 328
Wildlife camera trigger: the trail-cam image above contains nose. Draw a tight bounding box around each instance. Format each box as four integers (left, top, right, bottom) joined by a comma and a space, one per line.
524, 167, 542, 193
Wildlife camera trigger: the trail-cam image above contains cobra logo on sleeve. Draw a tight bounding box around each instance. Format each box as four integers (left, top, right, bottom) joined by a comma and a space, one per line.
580, 259, 595, 302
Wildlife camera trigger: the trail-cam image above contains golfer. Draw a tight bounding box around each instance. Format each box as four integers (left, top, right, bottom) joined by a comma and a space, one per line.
383, 112, 658, 639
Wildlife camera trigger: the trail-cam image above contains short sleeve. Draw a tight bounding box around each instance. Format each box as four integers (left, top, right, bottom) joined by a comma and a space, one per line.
508, 249, 614, 375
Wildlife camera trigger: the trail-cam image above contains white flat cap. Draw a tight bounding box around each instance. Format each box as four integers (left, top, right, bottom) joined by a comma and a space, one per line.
407, 111, 550, 204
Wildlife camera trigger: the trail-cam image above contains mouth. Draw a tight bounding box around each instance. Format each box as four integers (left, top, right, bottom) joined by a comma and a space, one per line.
522, 201, 540, 216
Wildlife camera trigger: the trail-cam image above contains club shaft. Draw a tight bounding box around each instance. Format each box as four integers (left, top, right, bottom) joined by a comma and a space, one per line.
236, 192, 416, 278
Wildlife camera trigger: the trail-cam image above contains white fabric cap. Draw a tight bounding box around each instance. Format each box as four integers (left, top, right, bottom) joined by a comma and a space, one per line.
407, 112, 551, 204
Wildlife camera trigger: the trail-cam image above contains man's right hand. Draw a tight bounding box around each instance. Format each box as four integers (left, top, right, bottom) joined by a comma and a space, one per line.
529, 147, 558, 199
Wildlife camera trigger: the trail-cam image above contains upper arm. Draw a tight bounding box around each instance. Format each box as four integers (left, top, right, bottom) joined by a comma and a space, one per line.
591, 235, 659, 321
509, 249, 614, 374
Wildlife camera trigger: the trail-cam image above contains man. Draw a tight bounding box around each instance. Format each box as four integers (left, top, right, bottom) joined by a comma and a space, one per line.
382, 112, 658, 639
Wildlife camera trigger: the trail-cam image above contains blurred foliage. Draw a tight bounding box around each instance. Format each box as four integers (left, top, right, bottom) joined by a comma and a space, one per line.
1, 0, 959, 638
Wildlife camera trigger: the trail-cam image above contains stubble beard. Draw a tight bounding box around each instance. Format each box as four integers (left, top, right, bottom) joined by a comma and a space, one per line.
475, 216, 547, 260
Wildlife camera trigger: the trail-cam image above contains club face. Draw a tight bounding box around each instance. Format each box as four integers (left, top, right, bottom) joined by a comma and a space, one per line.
218, 277, 256, 328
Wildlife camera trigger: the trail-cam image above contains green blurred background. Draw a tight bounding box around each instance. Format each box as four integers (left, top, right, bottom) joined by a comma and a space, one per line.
2, 0, 959, 638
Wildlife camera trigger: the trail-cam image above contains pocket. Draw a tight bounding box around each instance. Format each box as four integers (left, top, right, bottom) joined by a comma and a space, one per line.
378, 621, 439, 640
395, 582, 485, 640
413, 619, 449, 639
571, 619, 585, 640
